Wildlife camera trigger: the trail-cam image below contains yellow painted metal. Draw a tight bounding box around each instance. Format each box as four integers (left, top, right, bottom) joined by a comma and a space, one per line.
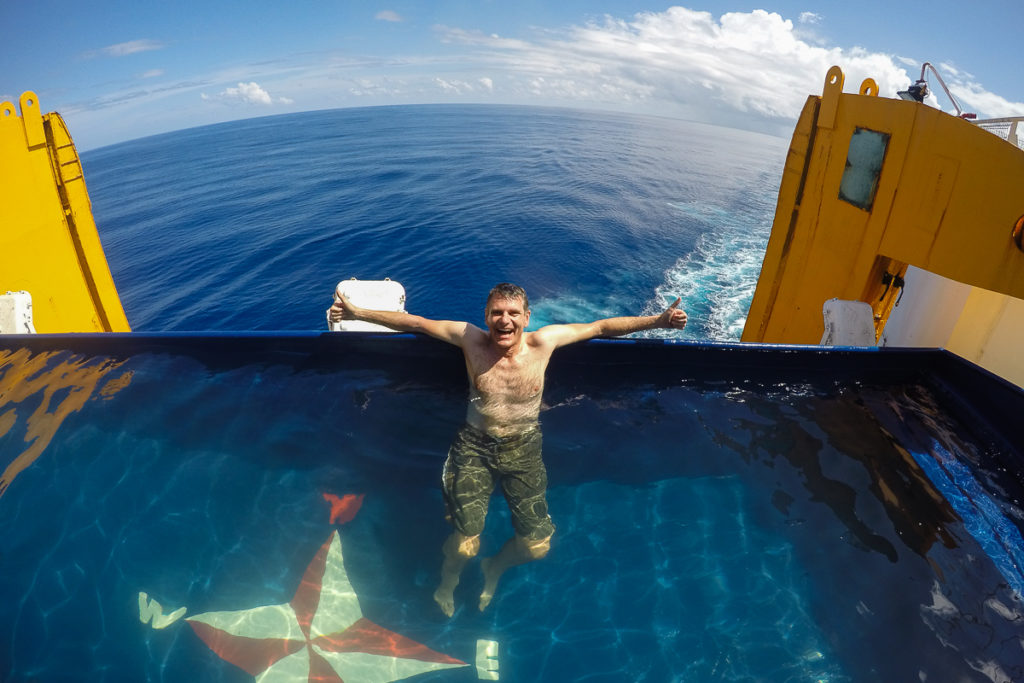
742, 67, 1024, 344
0, 92, 130, 332
947, 288, 1024, 385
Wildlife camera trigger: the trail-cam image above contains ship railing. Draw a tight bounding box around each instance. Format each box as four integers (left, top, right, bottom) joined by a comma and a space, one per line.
974, 117, 1024, 150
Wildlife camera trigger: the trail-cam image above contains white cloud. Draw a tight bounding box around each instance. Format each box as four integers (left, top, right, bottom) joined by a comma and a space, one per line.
140, 69, 165, 79
437, 26, 533, 51
941, 73, 1022, 117
376, 10, 402, 23
93, 39, 165, 58
348, 76, 409, 97
186, 8, 1019, 128
61, 6, 1024, 149
435, 78, 476, 94
223, 82, 273, 104
799, 12, 822, 24
430, 7, 1024, 127
217, 81, 292, 105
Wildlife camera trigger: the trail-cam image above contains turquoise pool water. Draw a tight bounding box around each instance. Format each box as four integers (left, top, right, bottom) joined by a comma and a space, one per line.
1, 337, 1022, 682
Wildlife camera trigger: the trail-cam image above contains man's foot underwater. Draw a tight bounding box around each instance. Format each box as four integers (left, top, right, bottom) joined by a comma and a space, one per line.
478, 556, 502, 612
433, 585, 456, 618
433, 557, 505, 616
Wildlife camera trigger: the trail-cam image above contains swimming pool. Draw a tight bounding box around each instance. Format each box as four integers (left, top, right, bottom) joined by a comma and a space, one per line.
1, 334, 1022, 681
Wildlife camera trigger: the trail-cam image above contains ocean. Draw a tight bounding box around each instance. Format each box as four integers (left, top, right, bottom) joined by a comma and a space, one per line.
81, 105, 788, 338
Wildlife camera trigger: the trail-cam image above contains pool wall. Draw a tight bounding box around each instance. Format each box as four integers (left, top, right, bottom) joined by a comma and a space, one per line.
2, 331, 1020, 452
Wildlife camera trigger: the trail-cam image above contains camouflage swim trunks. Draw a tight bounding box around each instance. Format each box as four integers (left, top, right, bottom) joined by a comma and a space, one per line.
442, 424, 555, 541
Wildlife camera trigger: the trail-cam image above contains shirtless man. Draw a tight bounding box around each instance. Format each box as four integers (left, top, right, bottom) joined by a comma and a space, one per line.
327, 283, 687, 616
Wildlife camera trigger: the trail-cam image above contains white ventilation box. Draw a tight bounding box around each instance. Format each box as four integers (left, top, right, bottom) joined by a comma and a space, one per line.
820, 298, 875, 347
328, 278, 406, 332
0, 291, 36, 334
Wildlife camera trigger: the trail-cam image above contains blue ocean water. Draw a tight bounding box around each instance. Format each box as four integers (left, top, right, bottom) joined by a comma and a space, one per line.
82, 105, 786, 337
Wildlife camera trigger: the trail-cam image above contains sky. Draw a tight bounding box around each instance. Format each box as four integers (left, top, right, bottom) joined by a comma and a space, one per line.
3, 1, 1023, 151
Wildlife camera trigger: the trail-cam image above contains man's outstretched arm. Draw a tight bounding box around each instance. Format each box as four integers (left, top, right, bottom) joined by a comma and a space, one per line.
533, 297, 687, 349
327, 292, 475, 346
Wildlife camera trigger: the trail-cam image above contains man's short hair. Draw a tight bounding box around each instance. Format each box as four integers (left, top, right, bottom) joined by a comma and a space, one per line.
487, 282, 529, 311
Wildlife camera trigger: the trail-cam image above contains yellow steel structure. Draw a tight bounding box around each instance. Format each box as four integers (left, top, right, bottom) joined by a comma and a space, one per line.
743, 67, 1024, 344
1, 92, 130, 332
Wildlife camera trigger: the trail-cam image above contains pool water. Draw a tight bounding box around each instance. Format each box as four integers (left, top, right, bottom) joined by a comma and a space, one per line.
1, 338, 1022, 682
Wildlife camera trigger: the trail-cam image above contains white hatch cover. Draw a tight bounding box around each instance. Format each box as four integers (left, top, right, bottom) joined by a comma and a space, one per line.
328, 278, 406, 332
0, 291, 36, 334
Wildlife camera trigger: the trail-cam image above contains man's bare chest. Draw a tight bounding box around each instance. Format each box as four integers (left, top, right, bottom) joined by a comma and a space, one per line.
467, 350, 546, 401
474, 362, 544, 400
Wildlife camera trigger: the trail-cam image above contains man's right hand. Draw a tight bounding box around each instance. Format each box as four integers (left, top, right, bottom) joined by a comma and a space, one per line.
326, 289, 474, 346
327, 290, 357, 324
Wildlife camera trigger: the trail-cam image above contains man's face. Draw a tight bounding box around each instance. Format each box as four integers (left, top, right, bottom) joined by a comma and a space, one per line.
485, 295, 530, 348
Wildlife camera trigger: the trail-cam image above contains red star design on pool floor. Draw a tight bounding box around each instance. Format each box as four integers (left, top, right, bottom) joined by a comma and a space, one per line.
187, 531, 467, 682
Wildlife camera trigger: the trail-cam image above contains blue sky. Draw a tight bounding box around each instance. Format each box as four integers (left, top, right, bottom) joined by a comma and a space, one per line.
3, 1, 1022, 150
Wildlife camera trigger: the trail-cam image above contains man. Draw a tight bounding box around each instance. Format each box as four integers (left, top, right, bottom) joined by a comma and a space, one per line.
327, 283, 687, 616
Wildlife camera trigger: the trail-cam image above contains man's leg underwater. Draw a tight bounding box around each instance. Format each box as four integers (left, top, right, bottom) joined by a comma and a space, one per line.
479, 533, 550, 611
478, 427, 554, 611
434, 531, 480, 617
436, 426, 493, 617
